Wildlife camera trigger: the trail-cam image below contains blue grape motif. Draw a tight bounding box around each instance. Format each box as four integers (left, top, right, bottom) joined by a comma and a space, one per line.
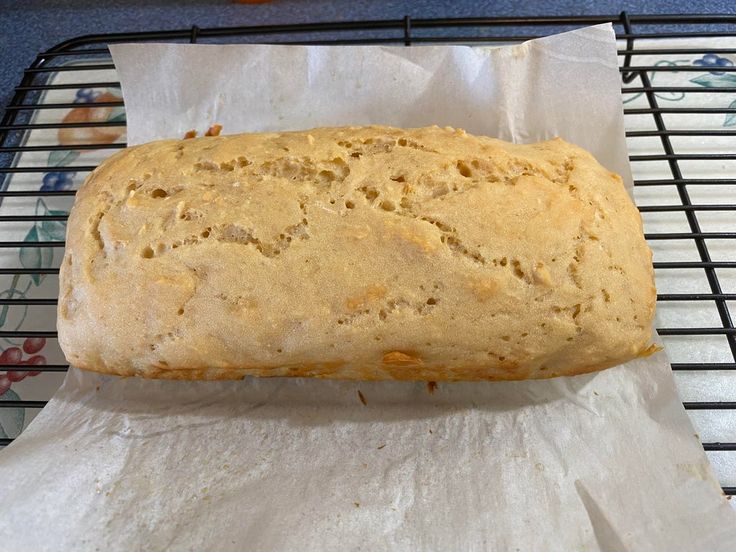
40, 171, 75, 192
74, 88, 101, 104
693, 54, 734, 75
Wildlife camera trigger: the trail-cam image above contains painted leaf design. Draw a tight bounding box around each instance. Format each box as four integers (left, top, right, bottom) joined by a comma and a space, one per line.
103, 88, 124, 123
690, 73, 736, 88
34, 200, 68, 242
19, 226, 54, 286
40, 210, 68, 241
0, 389, 25, 439
725, 99, 736, 127
48, 149, 80, 167
108, 107, 126, 124
35, 197, 48, 215
108, 113, 127, 124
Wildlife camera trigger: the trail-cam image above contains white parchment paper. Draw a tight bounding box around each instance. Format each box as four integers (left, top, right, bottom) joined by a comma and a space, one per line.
1, 24, 735, 551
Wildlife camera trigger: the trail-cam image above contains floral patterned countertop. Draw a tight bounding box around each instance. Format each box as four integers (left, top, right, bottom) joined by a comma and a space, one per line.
0, 63, 125, 438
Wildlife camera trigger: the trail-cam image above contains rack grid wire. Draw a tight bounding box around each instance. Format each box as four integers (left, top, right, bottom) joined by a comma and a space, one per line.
0, 13, 735, 495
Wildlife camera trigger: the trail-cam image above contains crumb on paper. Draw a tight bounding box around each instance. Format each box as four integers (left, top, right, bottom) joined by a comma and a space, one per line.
377, 444, 386, 450
357, 390, 367, 406
183, 129, 197, 139
427, 381, 438, 394
205, 123, 223, 137
354, 502, 360, 508
593, 390, 599, 396
638, 343, 663, 358
429, 428, 433, 434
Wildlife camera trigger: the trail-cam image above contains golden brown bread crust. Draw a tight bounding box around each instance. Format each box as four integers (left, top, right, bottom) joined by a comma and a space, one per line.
58, 126, 656, 381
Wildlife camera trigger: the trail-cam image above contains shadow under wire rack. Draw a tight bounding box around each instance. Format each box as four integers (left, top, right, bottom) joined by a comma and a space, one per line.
0, 12, 735, 495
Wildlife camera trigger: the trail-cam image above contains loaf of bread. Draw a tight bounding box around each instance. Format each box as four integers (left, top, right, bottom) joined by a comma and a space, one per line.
58, 126, 655, 380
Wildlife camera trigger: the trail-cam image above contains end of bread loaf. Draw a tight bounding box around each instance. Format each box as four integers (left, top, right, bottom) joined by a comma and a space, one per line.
58, 125, 655, 381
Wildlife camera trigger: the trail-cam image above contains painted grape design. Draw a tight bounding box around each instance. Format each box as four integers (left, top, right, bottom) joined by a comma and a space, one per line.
0, 338, 47, 396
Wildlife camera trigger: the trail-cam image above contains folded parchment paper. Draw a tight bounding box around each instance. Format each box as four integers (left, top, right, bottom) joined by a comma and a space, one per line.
1, 24, 734, 551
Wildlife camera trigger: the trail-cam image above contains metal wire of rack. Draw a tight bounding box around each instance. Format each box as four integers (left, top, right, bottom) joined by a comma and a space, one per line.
0, 12, 735, 493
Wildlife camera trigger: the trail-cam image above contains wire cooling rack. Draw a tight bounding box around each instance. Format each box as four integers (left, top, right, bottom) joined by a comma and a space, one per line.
0, 13, 734, 495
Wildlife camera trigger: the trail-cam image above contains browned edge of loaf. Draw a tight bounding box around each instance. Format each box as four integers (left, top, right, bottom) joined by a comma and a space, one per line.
71, 354, 654, 382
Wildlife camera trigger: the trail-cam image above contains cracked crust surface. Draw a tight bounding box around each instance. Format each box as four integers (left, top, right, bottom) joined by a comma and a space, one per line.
57, 125, 655, 380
